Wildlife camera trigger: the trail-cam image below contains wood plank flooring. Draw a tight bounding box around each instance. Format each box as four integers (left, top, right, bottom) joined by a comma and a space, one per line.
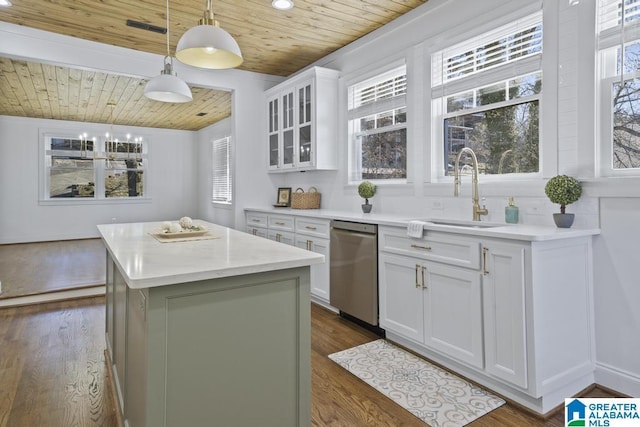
0, 296, 617, 427
0, 239, 105, 299
0, 297, 117, 427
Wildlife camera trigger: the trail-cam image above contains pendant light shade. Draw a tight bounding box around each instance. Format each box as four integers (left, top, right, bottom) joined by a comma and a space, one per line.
176, 0, 243, 69
144, 0, 192, 103
145, 57, 193, 103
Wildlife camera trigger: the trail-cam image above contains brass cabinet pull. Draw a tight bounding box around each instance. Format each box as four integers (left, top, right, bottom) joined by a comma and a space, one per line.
276, 233, 281, 242
482, 247, 489, 275
307, 240, 312, 251
415, 264, 420, 288
411, 244, 432, 251
251, 218, 261, 223
275, 221, 285, 226
252, 229, 257, 235
305, 226, 317, 230
422, 266, 427, 289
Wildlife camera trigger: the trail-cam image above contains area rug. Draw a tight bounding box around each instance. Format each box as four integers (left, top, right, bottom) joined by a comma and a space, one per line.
328, 339, 505, 427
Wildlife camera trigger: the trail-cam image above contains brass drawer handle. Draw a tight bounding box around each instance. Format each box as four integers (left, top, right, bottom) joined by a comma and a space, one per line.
251, 219, 261, 223
275, 221, 286, 226
305, 226, 317, 230
482, 247, 489, 275
415, 264, 420, 288
422, 266, 427, 289
411, 244, 432, 251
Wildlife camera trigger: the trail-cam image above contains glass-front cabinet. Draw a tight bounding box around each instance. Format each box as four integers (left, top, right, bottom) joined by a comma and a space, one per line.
267, 95, 279, 168
265, 67, 338, 172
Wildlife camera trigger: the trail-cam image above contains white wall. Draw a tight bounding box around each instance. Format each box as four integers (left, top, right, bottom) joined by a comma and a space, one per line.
0, 115, 198, 243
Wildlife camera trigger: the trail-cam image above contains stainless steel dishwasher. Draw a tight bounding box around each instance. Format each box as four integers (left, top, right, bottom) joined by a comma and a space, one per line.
330, 220, 379, 327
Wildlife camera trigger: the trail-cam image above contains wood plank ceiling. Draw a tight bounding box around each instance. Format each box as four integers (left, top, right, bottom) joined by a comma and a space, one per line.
0, 0, 427, 130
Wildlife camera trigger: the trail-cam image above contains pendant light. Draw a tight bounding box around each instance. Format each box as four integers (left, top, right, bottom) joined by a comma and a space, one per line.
175, 0, 243, 69
144, 0, 193, 103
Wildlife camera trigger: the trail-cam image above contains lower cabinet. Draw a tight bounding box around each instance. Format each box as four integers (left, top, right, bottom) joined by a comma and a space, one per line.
379, 225, 595, 414
482, 240, 528, 389
105, 253, 312, 427
294, 234, 330, 302
379, 252, 483, 368
245, 210, 331, 305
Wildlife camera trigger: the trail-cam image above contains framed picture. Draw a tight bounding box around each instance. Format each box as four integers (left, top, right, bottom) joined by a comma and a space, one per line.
276, 187, 292, 207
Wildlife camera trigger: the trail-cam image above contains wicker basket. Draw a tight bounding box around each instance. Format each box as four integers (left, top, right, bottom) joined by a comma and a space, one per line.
291, 187, 321, 209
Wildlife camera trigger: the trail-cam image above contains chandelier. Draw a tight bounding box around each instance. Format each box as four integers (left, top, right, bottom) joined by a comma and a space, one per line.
77, 102, 143, 163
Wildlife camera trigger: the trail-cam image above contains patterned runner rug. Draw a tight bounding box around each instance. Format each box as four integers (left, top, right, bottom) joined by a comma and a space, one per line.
328, 339, 505, 427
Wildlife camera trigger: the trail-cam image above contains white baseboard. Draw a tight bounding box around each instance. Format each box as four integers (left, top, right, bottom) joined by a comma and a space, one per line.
595, 362, 640, 397
0, 286, 105, 308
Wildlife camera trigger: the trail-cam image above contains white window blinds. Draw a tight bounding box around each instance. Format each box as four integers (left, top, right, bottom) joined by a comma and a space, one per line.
348, 65, 407, 119
432, 11, 543, 98
598, 0, 640, 54
212, 136, 232, 204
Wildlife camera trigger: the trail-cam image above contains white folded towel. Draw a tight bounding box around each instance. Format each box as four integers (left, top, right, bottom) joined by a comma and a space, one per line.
407, 221, 426, 238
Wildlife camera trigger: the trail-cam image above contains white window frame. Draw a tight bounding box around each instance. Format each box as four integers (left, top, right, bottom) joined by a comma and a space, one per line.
430, 10, 544, 182
346, 61, 408, 184
39, 129, 149, 204
597, 0, 640, 176
212, 135, 233, 205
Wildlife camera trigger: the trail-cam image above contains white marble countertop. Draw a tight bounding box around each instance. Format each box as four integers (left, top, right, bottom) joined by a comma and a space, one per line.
245, 207, 601, 241
98, 220, 324, 289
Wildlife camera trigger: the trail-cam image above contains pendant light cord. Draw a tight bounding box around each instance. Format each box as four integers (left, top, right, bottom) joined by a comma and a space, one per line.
166, 0, 170, 57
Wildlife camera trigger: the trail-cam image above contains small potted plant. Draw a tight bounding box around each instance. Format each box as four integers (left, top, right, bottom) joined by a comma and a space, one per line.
358, 181, 376, 213
544, 175, 582, 228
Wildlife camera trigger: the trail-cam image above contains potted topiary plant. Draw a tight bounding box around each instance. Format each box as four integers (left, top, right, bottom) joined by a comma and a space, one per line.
544, 174, 582, 228
358, 181, 376, 213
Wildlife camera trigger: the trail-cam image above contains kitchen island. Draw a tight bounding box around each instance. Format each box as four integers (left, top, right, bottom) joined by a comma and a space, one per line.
98, 220, 324, 427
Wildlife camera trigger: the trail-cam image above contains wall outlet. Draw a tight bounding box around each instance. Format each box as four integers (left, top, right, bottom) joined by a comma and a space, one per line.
432, 199, 444, 209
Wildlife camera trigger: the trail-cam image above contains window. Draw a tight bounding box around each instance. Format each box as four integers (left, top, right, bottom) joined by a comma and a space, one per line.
432, 12, 542, 177
598, 0, 640, 174
212, 136, 232, 204
347, 65, 407, 182
43, 133, 146, 200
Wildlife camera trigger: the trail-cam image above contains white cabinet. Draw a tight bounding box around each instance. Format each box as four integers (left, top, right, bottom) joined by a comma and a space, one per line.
423, 262, 483, 369
378, 228, 483, 368
379, 225, 595, 414
265, 67, 339, 172
379, 253, 424, 342
295, 217, 330, 304
481, 240, 528, 389
245, 211, 331, 305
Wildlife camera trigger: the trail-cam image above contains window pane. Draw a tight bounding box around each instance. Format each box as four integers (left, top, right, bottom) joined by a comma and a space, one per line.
447, 91, 474, 113
361, 128, 407, 179
613, 78, 640, 168
444, 101, 539, 175
50, 160, 95, 198
105, 167, 143, 197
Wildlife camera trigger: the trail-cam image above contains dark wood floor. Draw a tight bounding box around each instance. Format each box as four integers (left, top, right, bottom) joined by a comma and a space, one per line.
0, 239, 105, 299
0, 296, 616, 427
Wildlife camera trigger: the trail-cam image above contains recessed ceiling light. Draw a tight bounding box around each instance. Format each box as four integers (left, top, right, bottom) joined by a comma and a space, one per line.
0, 0, 13, 7
272, 0, 293, 11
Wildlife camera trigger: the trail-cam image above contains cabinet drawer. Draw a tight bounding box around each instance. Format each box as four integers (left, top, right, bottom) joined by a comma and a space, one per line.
295, 217, 330, 238
379, 227, 480, 269
246, 212, 268, 228
246, 226, 267, 239
267, 230, 295, 246
268, 215, 295, 232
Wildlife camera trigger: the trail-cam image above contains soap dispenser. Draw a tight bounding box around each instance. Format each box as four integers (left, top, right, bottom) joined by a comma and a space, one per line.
505, 197, 519, 224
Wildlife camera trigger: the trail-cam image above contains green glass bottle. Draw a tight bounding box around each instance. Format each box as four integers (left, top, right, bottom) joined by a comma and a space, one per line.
505, 196, 519, 224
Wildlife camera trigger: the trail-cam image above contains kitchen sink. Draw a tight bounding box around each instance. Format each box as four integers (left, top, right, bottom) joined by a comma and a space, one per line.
418, 219, 506, 229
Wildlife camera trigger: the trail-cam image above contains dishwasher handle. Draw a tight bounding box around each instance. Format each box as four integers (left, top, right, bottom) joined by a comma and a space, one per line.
330, 220, 377, 235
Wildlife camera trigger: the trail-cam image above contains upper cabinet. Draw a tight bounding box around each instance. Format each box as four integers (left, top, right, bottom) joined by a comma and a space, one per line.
266, 67, 339, 172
